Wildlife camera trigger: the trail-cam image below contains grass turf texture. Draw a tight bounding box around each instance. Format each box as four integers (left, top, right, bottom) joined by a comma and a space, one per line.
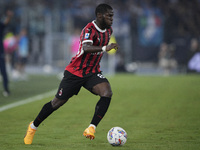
0, 74, 200, 150
0, 74, 60, 106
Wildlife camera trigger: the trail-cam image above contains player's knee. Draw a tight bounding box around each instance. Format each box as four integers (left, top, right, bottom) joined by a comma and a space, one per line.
51, 97, 67, 110
100, 90, 113, 98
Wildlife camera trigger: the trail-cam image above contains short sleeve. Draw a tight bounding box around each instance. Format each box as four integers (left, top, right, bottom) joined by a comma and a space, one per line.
81, 26, 96, 44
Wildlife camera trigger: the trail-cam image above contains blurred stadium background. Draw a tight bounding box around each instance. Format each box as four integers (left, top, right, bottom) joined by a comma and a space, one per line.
1, 0, 200, 77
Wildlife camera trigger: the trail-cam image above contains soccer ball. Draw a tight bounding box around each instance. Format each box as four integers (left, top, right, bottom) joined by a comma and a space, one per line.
107, 127, 127, 146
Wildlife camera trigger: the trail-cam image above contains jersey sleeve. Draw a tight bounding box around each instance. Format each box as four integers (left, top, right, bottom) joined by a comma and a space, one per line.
81, 24, 96, 44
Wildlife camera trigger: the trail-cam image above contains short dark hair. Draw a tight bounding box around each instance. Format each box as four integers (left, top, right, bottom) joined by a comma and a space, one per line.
95, 4, 113, 16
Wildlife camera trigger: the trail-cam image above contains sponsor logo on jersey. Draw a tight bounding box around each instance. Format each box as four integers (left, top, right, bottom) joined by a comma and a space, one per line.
91, 52, 102, 55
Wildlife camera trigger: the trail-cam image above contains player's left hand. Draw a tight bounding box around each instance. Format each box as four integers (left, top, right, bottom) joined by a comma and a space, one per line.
106, 43, 119, 51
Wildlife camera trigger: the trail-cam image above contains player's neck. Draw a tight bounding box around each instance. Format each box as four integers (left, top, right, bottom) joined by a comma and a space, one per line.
94, 20, 106, 30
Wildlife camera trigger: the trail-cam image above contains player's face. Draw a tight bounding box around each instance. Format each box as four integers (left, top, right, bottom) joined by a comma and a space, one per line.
102, 9, 114, 28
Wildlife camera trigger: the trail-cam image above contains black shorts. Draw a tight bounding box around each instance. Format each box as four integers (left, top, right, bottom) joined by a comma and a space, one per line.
55, 70, 109, 100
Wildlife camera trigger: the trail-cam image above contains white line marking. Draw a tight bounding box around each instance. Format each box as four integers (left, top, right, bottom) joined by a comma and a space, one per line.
0, 89, 57, 112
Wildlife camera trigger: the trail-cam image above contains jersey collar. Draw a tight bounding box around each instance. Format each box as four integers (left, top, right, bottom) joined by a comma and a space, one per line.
92, 20, 106, 33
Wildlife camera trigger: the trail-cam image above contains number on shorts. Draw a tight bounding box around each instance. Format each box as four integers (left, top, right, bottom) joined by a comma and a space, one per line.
97, 74, 105, 79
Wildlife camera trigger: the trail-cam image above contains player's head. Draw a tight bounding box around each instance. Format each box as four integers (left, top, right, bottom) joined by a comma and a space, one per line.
95, 4, 113, 16
95, 4, 114, 29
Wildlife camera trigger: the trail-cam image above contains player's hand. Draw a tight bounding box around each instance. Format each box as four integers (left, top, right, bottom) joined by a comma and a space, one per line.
106, 43, 119, 51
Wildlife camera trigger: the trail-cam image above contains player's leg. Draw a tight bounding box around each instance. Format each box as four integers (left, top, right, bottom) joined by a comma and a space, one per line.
33, 97, 68, 127
24, 97, 68, 144
24, 70, 83, 144
0, 57, 10, 96
90, 81, 112, 123
83, 74, 112, 140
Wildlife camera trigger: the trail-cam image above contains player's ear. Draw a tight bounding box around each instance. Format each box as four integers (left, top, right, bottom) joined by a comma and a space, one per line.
97, 12, 103, 19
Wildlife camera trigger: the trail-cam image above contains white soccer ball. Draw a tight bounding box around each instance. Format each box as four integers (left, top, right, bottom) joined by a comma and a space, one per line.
107, 127, 127, 146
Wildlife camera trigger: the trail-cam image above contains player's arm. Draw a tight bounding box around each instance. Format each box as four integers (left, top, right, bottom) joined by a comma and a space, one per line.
83, 42, 119, 53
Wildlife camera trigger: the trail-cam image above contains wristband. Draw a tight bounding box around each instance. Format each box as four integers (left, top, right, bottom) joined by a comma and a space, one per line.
102, 46, 106, 52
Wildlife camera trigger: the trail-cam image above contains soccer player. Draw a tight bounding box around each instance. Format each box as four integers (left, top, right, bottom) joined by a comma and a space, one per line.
24, 3, 119, 144
0, 10, 13, 96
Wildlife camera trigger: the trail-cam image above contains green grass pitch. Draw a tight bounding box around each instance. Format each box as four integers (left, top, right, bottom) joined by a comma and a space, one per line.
0, 74, 200, 150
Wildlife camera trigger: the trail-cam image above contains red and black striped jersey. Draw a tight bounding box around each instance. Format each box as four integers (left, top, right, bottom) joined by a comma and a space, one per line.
65, 20, 112, 77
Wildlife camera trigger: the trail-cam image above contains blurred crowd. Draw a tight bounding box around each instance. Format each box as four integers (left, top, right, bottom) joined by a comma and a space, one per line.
1, 27, 29, 81
0, 0, 200, 75
1, 0, 200, 38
